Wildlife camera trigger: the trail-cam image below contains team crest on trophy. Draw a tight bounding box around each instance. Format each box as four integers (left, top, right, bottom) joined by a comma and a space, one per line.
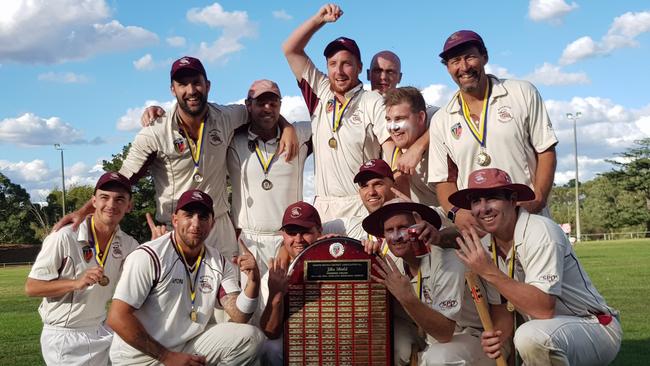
328, 242, 345, 258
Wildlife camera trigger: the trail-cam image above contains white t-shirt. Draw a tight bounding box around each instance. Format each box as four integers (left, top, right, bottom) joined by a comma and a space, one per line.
298, 58, 390, 198
111, 233, 241, 350
428, 76, 558, 191
29, 219, 138, 329
484, 209, 618, 320
227, 122, 312, 233
120, 103, 248, 223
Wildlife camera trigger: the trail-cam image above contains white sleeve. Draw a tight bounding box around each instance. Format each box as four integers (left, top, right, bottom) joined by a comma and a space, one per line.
427, 250, 465, 322
28, 231, 68, 281
520, 224, 564, 296
219, 257, 241, 296
427, 113, 454, 183
112, 247, 157, 309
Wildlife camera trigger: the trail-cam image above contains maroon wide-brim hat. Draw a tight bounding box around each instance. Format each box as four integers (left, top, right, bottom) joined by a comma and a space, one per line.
448, 168, 535, 210
362, 198, 441, 238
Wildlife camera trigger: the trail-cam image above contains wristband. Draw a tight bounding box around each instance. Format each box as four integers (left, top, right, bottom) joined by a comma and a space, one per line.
236, 292, 259, 314
447, 206, 460, 223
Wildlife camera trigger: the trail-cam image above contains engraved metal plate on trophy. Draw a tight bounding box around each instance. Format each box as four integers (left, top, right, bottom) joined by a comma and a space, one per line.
284, 237, 392, 366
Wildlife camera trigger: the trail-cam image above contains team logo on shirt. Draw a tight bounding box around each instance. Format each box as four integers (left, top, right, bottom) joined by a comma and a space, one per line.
539, 273, 559, 284
349, 110, 363, 125
438, 299, 458, 310
328, 242, 345, 258
199, 275, 214, 293
422, 285, 433, 305
326, 99, 335, 113
112, 243, 123, 259
451, 122, 462, 139
497, 106, 513, 123
82, 246, 93, 263
173, 137, 186, 153
208, 129, 222, 146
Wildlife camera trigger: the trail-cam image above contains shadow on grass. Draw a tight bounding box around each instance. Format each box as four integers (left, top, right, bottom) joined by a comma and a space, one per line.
611, 338, 650, 365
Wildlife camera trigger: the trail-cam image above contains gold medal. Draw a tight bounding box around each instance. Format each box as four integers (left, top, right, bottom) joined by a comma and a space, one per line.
190, 309, 198, 322
506, 301, 515, 312
262, 179, 273, 190
476, 151, 491, 166
328, 137, 337, 149
193, 172, 203, 183
99, 275, 110, 287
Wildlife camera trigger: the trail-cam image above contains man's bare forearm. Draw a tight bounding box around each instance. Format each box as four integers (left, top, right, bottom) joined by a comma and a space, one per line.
107, 301, 168, 361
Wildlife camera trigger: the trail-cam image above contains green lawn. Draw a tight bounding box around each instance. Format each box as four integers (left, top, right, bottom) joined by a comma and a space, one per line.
1, 239, 648, 365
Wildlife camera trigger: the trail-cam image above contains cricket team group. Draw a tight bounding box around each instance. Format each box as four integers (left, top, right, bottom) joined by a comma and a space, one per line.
25, 4, 623, 366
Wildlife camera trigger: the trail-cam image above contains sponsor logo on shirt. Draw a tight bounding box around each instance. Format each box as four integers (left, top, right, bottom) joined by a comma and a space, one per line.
171, 278, 184, 285
208, 129, 222, 146
497, 106, 513, 123
199, 275, 214, 293
539, 273, 559, 284
438, 299, 458, 310
451, 122, 462, 140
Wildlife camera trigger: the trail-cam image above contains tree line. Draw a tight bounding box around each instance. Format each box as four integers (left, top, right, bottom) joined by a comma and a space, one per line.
2, 139, 649, 245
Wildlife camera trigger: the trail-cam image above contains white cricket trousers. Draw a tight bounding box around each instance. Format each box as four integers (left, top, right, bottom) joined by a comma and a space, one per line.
514, 315, 622, 365
41, 323, 112, 366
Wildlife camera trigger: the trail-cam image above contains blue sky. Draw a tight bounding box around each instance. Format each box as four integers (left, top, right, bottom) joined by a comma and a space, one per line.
1, 0, 649, 203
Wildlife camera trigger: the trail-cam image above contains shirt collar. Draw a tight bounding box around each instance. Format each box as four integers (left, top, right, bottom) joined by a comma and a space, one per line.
247, 125, 281, 144
445, 74, 506, 114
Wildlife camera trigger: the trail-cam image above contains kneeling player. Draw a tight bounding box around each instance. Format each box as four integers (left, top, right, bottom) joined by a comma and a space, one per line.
453, 168, 622, 365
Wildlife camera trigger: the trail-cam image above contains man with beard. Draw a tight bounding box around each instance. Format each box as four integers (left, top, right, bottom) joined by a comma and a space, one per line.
26, 172, 139, 366
227, 79, 312, 278
54, 56, 298, 260
453, 168, 621, 365
107, 189, 264, 365
283, 3, 409, 224
428, 30, 558, 234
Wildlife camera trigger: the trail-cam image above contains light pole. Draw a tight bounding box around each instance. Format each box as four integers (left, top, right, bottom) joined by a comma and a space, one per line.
54, 144, 66, 217
566, 112, 582, 242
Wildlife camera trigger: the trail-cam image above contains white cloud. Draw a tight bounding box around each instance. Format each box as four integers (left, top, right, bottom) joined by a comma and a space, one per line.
528, 0, 578, 24
166, 36, 186, 47
0, 159, 51, 182
0, 0, 158, 64
272, 10, 293, 21
0, 113, 104, 146
133, 54, 154, 70
38, 71, 89, 83
420, 84, 453, 108
560, 11, 650, 65
116, 100, 176, 131
523, 62, 589, 85
186, 3, 257, 63
485, 64, 515, 79
281, 96, 310, 122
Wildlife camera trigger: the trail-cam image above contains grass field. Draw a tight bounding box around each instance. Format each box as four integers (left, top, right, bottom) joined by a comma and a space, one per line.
1, 239, 649, 365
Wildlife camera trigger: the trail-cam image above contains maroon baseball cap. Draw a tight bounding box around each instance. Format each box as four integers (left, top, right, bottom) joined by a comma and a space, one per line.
439, 30, 486, 59
95, 172, 131, 194
323, 36, 361, 63
170, 56, 207, 81
175, 189, 214, 215
281, 201, 322, 230
354, 159, 394, 184
448, 168, 535, 210
247, 79, 282, 99
362, 198, 442, 237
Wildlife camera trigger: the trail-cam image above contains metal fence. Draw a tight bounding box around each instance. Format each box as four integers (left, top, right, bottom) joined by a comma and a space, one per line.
580, 231, 650, 241
0, 262, 33, 268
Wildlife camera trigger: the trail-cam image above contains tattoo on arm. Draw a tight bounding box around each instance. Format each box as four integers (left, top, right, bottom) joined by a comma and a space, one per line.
221, 292, 252, 323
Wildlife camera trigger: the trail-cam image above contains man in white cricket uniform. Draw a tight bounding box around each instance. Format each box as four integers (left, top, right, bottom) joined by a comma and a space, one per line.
283, 3, 395, 223
107, 189, 264, 365
363, 199, 494, 366
453, 168, 622, 365
428, 30, 557, 233
26, 172, 139, 366
54, 56, 298, 261
228, 79, 312, 277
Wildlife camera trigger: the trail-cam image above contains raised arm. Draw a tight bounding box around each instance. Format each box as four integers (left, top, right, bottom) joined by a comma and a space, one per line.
282, 4, 343, 79
519, 146, 556, 214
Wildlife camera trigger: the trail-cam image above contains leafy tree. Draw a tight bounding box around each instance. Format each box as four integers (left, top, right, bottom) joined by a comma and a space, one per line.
0, 173, 38, 244
45, 186, 94, 223
102, 143, 157, 243
602, 138, 650, 236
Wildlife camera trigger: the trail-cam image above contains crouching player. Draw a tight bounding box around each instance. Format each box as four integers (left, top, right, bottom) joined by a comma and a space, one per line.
363, 198, 496, 365
107, 189, 264, 365
26, 172, 139, 365
453, 168, 622, 365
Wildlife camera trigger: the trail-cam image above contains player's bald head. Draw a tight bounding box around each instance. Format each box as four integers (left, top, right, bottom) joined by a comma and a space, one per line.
370, 50, 402, 71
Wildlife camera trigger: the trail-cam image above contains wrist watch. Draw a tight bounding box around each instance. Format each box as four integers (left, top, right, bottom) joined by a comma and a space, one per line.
447, 206, 460, 223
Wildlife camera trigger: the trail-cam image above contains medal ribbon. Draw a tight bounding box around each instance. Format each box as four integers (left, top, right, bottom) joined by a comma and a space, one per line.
458, 79, 492, 148
330, 90, 361, 134
179, 120, 205, 173
490, 238, 515, 279
172, 235, 205, 310
253, 140, 276, 176
89, 216, 115, 268
390, 147, 400, 171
